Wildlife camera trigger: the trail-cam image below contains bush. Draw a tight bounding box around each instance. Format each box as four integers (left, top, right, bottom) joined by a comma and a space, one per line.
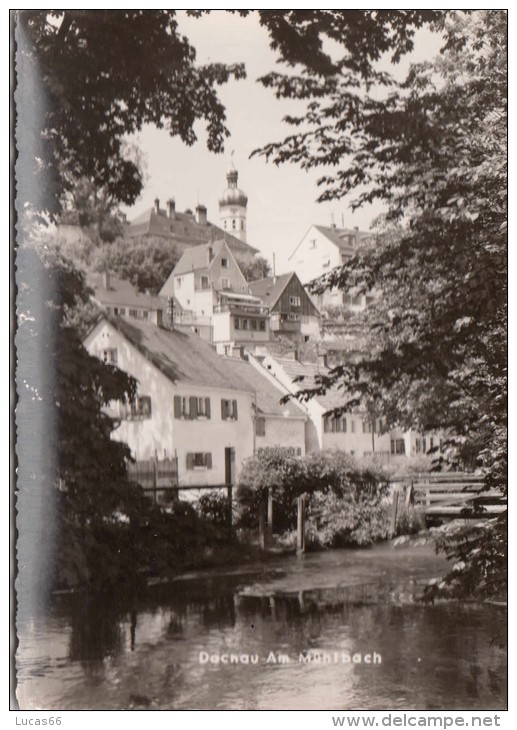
306, 491, 391, 548
236, 448, 390, 547
195, 490, 230, 526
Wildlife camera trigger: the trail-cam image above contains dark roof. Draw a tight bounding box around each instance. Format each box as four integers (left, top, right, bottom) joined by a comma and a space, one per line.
87, 273, 165, 309
222, 359, 306, 419
172, 240, 226, 276
127, 206, 258, 256
271, 356, 355, 412
96, 316, 252, 392
248, 272, 294, 309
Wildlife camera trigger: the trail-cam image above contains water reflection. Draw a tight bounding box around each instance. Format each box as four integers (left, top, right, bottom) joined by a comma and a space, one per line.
16, 550, 507, 711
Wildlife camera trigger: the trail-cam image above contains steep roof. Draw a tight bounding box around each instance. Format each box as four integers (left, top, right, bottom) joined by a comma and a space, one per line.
87, 273, 165, 309
172, 239, 226, 276
269, 356, 356, 413
222, 358, 306, 419
127, 206, 258, 256
248, 272, 294, 309
288, 224, 373, 261
95, 316, 252, 392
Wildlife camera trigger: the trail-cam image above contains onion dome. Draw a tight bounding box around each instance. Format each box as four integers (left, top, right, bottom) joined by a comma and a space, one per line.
219, 168, 248, 207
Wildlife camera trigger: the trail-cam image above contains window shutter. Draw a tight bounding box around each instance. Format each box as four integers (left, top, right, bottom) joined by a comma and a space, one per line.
189, 396, 198, 419
186, 453, 194, 469
331, 418, 337, 433
342, 417, 347, 433
232, 400, 238, 420
221, 399, 227, 419
205, 453, 212, 469
324, 417, 329, 433
205, 398, 211, 419
174, 395, 181, 419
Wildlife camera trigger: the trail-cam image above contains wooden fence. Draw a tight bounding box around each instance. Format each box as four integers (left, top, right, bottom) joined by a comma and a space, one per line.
389, 472, 506, 534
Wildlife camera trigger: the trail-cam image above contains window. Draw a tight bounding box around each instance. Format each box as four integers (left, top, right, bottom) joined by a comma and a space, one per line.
142, 310, 149, 320
224, 220, 227, 229
362, 420, 372, 433
221, 258, 229, 268
176, 277, 182, 288
352, 294, 362, 306
286, 313, 300, 321
351, 420, 356, 433
174, 395, 211, 419
241, 221, 244, 230
310, 239, 316, 248
201, 275, 209, 290
242, 319, 249, 330
259, 319, 266, 331
251, 318, 257, 330
119, 308, 126, 316
186, 452, 212, 470
234, 317, 241, 330
289, 296, 301, 307
391, 439, 406, 455
129, 309, 138, 318
221, 277, 230, 290
122, 395, 152, 420
232, 220, 236, 230
221, 399, 238, 420
256, 417, 266, 437
101, 348, 117, 365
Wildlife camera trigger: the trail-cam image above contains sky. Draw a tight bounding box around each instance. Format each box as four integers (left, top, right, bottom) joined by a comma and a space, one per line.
121, 11, 444, 274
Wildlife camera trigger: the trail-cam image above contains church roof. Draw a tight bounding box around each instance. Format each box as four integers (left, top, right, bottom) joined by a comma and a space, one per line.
127, 205, 258, 257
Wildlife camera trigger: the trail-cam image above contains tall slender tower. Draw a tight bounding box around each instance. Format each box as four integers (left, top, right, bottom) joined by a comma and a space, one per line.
218, 160, 248, 242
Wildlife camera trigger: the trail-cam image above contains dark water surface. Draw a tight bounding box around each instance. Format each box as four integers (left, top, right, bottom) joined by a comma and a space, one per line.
16, 545, 507, 710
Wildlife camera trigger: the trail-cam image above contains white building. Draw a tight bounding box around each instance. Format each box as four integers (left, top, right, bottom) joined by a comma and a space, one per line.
287, 224, 376, 311
83, 316, 307, 493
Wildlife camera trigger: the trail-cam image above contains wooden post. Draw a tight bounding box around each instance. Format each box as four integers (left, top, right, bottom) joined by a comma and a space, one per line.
266, 488, 273, 546
390, 487, 399, 538
297, 495, 306, 554
152, 457, 158, 504
259, 498, 266, 550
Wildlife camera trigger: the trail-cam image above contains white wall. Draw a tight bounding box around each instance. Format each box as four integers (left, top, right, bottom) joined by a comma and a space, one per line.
288, 225, 342, 284
256, 415, 306, 455
84, 321, 255, 487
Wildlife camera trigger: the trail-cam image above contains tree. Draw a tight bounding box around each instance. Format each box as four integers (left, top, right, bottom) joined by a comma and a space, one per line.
235, 254, 272, 282
257, 11, 506, 599
90, 236, 182, 293
14, 10, 246, 220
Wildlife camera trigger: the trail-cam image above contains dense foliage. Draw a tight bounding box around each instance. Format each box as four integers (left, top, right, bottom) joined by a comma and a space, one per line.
15, 10, 245, 220
236, 448, 389, 547
255, 11, 506, 598
236, 254, 272, 283
90, 236, 182, 293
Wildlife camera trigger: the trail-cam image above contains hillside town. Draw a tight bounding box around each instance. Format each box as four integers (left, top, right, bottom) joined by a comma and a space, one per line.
63, 163, 442, 498
14, 10, 506, 713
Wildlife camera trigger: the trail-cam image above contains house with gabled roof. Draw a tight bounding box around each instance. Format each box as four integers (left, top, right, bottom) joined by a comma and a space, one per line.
83, 315, 307, 491
248, 272, 320, 343
287, 224, 377, 312
254, 353, 392, 458
87, 271, 169, 326
159, 239, 271, 351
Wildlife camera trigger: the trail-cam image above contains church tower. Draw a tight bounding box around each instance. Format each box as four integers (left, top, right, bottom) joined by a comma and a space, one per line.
219, 160, 248, 242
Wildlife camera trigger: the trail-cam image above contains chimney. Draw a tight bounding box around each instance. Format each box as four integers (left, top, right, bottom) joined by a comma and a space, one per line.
196, 204, 207, 226
154, 197, 160, 214
167, 198, 176, 219
318, 352, 328, 368
102, 269, 110, 290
